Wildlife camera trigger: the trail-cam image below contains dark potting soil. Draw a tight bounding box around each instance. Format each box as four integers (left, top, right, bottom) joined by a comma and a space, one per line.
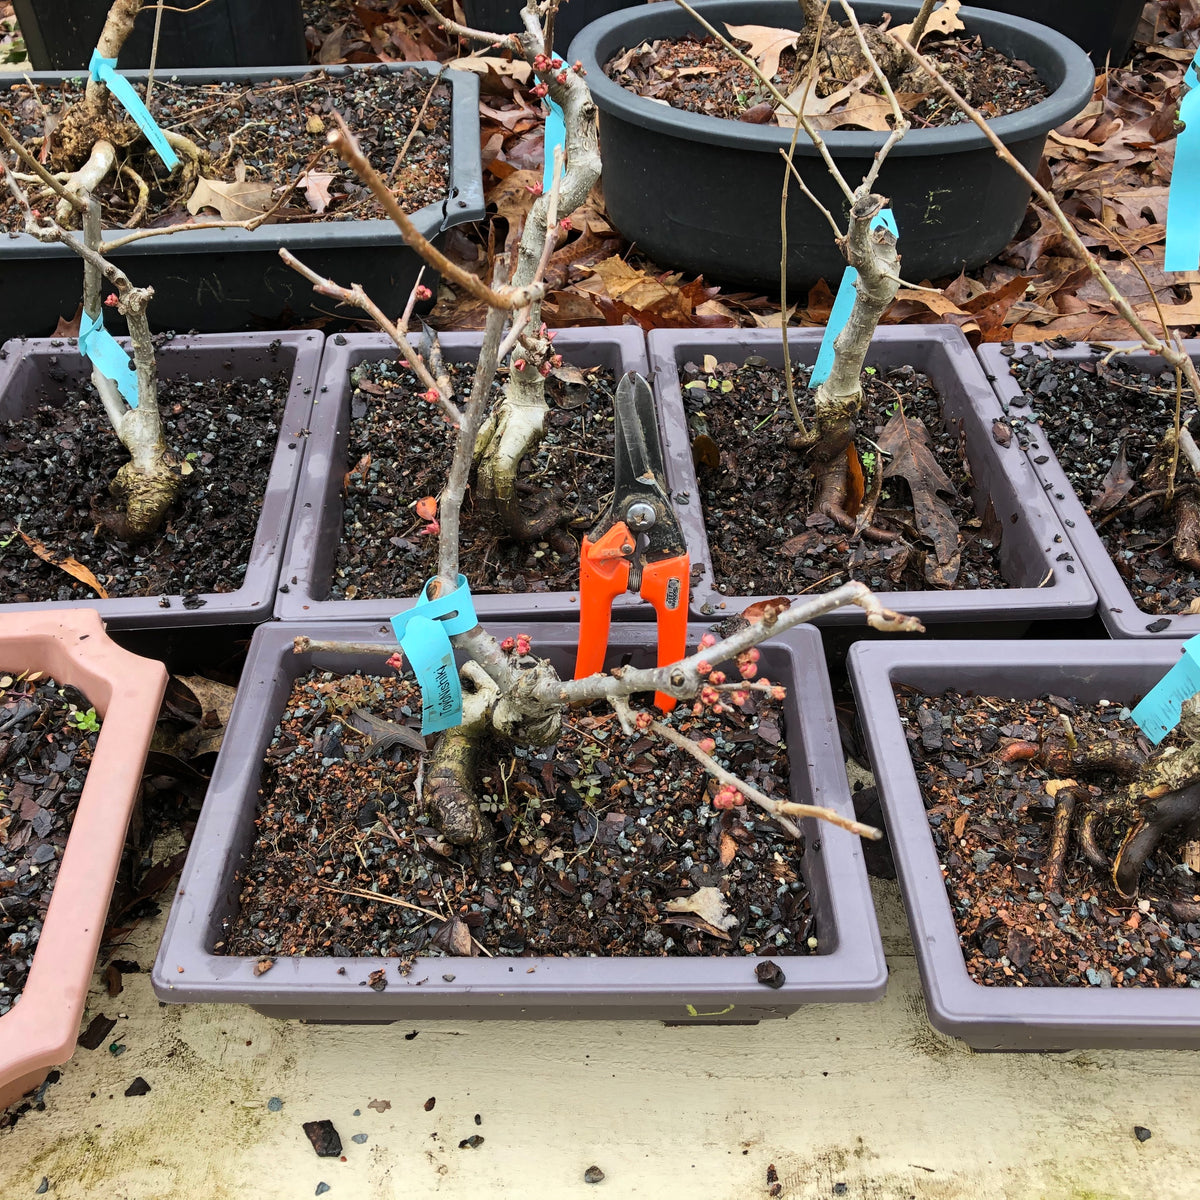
0, 673, 100, 1017
331, 359, 616, 599
0, 365, 289, 602
684, 356, 1006, 596
898, 687, 1200, 989
1003, 350, 1200, 615
606, 31, 1049, 127
220, 667, 812, 960
0, 67, 449, 232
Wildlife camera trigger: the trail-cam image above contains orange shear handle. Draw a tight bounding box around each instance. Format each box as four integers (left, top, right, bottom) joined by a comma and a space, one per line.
574, 527, 632, 682
640, 553, 690, 712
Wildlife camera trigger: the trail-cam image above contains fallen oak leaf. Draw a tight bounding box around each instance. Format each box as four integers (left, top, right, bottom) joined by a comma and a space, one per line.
664, 885, 737, 930
187, 162, 274, 222
724, 23, 802, 82
876, 410, 961, 587
1091, 440, 1136, 514
296, 170, 336, 214
892, 0, 964, 47
17, 531, 109, 598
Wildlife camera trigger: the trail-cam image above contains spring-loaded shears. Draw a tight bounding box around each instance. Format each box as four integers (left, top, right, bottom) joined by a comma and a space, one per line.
573, 372, 690, 711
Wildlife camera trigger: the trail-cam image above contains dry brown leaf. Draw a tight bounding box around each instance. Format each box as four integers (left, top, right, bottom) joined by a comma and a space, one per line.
448, 55, 532, 84
892, 0, 964, 47
17, 531, 108, 598
175, 675, 236, 757
725, 23, 802, 81
53, 304, 83, 338
718, 832, 738, 868
876, 411, 961, 587
664, 886, 737, 931
187, 162, 273, 222
297, 170, 336, 214
1091, 441, 1136, 513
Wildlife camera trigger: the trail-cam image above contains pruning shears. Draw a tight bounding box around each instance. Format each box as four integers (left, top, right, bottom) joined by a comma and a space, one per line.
573, 372, 690, 711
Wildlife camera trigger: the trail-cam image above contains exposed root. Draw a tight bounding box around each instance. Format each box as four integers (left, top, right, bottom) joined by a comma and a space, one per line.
55, 139, 117, 224
120, 162, 149, 228
104, 456, 181, 540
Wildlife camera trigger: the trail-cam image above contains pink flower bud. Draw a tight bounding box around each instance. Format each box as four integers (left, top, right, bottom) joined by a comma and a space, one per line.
697, 737, 716, 754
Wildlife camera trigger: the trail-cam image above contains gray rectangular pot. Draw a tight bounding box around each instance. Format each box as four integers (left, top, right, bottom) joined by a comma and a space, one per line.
0, 330, 322, 629
152, 620, 886, 1022
0, 64, 483, 340
978, 341, 1200, 639
848, 638, 1200, 1051
648, 326, 1097, 629
276, 327, 672, 623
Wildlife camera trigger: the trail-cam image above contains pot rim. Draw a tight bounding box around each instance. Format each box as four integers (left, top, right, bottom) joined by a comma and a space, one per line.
569, 0, 1095, 159
0, 609, 167, 1105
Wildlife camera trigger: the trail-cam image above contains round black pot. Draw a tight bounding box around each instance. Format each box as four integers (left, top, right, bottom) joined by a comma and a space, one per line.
463, 0, 652, 52
570, 1, 1094, 289
13, 0, 307, 71
969, 0, 1143, 64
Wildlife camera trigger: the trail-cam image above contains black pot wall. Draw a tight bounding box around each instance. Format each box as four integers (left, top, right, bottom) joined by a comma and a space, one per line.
569, 1, 1094, 290
13, 0, 307, 70
0, 65, 484, 341
969, 0, 1143, 63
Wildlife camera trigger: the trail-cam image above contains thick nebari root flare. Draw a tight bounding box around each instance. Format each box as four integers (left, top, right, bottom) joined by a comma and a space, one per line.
108, 458, 180, 540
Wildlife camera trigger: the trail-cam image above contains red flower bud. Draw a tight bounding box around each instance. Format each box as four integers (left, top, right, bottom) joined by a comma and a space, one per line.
514, 358, 527, 372
526, 182, 544, 196
500, 637, 516, 652
386, 652, 404, 671
699, 633, 717, 649
695, 660, 712, 675
713, 785, 741, 810
635, 710, 653, 730
738, 661, 758, 680
420, 387, 440, 403
414, 284, 432, 300
697, 737, 716, 754
516, 634, 532, 655
707, 670, 726, 685
103, 293, 120, 308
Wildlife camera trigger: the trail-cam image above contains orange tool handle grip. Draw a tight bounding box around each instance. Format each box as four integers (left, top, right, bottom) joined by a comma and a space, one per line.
574, 534, 631, 681
640, 554, 690, 712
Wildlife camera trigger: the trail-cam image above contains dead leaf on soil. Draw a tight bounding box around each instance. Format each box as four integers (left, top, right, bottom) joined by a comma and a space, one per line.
664, 885, 737, 936
297, 170, 336, 214
448, 54, 532, 85
53, 303, 83, 338
187, 162, 274, 222
892, 0, 964, 46
1091, 440, 1137, 513
725, 24, 802, 81
876, 411, 961, 587
17, 530, 108, 598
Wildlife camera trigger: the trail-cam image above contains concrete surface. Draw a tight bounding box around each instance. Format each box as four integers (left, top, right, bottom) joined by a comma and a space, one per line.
2, 878, 1199, 1200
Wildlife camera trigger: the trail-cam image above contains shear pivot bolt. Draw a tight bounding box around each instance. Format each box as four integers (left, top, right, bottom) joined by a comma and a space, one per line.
626, 502, 656, 530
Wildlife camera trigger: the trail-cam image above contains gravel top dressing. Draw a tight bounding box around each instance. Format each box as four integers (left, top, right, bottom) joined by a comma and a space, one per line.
0, 368, 288, 602
332, 360, 617, 599
219, 668, 812, 961
683, 356, 1007, 597
898, 685, 1200, 989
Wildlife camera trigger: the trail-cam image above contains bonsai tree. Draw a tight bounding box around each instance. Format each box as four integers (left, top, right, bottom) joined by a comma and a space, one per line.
0, 134, 178, 538
279, 0, 926, 859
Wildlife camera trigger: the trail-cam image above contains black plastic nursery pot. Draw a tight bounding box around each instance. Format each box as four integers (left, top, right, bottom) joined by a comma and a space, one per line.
978, 341, 1200, 640
0, 64, 484, 341
569, 1, 1095, 290
152, 620, 886, 1021
13, 0, 307, 71
647, 326, 1097, 629
463, 0, 648, 52
849, 638, 1200, 1051
0, 331, 323, 629
276, 326, 672, 623
969, 0, 1143, 64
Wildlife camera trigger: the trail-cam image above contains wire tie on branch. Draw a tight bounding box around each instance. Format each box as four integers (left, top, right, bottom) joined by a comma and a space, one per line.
390, 575, 478, 735
88, 49, 180, 171
809, 207, 899, 387
1165, 48, 1200, 273
1131, 633, 1200, 744
78, 309, 139, 408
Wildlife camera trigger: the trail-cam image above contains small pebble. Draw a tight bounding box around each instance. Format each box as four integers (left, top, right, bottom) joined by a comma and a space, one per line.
303, 1119, 343, 1158
351, 1134, 368, 1144
34, 1180, 49, 1195
1135, 1126, 1152, 1142
316, 1184, 330, 1196
267, 1097, 283, 1112
584, 1166, 605, 1184
458, 1135, 485, 1149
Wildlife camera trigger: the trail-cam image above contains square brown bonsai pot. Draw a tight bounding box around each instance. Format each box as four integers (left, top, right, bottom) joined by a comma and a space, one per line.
978, 341, 1200, 639
849, 637, 1200, 1051
152, 619, 886, 1022
0, 609, 167, 1110
647, 326, 1097, 633
275, 328, 677, 624
0, 331, 322, 629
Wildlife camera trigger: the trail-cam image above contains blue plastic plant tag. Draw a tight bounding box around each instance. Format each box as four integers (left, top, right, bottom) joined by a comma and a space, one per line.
542, 97, 566, 193
89, 50, 180, 171
1165, 49, 1200, 273
1131, 635, 1200, 744
78, 309, 139, 408
809, 208, 899, 388
390, 575, 478, 735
